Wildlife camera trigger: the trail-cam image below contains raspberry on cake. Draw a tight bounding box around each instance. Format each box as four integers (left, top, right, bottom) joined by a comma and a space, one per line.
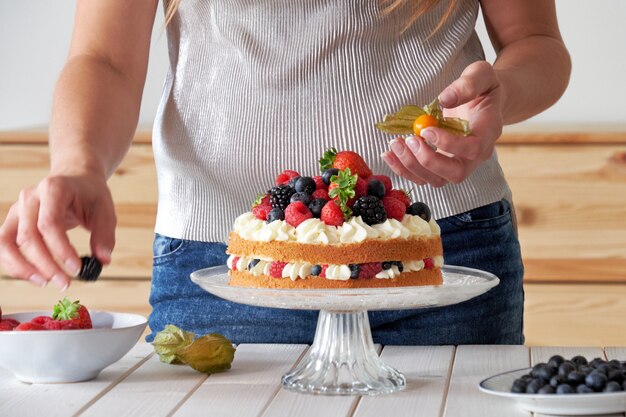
226, 148, 444, 289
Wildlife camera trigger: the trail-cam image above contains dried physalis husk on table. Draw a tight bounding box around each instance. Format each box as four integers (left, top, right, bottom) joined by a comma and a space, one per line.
152, 324, 195, 364
152, 324, 236, 374
177, 334, 236, 374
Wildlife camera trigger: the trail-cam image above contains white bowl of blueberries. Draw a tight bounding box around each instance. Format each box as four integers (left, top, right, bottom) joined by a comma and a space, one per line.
479, 355, 626, 415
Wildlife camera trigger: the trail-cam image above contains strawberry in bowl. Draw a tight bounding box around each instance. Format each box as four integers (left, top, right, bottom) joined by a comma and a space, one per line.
6, 298, 93, 331
0, 299, 147, 383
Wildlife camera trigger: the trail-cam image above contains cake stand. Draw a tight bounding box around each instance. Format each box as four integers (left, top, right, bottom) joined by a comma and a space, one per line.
190, 265, 499, 396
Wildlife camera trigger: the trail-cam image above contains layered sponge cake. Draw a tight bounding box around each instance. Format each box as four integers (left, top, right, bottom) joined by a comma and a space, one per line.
226, 148, 443, 289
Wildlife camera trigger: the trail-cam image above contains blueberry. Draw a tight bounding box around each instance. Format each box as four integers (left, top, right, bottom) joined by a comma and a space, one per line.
310, 265, 322, 276
608, 369, 625, 384
349, 264, 360, 279
550, 374, 566, 388
295, 176, 316, 194
288, 176, 301, 189
578, 365, 593, 374
267, 208, 285, 223
394, 261, 404, 272
604, 381, 622, 392
367, 179, 386, 199
567, 371, 586, 385
78, 256, 102, 281
322, 168, 340, 185
248, 259, 260, 270
585, 371, 608, 391
511, 378, 528, 393
290, 192, 311, 206
548, 355, 565, 369
571, 355, 588, 366
589, 358, 606, 368
595, 364, 611, 375
525, 378, 545, 393
531, 363, 556, 382
608, 359, 622, 368
537, 385, 555, 394
406, 202, 432, 222
558, 362, 576, 377
577, 384, 594, 394
308, 198, 327, 218
556, 384, 575, 394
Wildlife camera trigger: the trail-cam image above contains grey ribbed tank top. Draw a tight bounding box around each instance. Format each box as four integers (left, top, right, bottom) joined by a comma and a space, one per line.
152, 0, 512, 242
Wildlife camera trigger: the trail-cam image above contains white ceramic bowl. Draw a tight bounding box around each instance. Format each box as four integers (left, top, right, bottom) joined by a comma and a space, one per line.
0, 311, 147, 383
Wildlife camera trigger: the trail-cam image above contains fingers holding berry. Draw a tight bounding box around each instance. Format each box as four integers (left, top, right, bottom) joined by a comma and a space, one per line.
377, 68, 504, 186
384, 139, 449, 187
15, 187, 71, 290
37, 176, 83, 274
409, 143, 476, 185
438, 60, 499, 110
0, 173, 115, 290
420, 127, 489, 163
0, 204, 47, 287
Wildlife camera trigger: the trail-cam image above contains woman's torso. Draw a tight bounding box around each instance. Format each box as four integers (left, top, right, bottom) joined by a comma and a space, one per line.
152, 0, 511, 242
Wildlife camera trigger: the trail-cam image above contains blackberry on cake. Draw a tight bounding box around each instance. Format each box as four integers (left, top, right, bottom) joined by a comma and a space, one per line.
269, 184, 296, 211
352, 195, 387, 225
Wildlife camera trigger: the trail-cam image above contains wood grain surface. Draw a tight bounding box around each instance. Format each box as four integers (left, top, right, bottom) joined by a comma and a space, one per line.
3, 343, 626, 417
498, 144, 626, 282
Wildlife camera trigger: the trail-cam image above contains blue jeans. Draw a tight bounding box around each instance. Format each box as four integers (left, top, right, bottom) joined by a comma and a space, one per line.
147, 199, 524, 345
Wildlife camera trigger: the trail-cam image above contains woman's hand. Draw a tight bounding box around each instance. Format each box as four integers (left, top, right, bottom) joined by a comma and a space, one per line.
382, 61, 504, 187
0, 0, 160, 291
0, 173, 116, 290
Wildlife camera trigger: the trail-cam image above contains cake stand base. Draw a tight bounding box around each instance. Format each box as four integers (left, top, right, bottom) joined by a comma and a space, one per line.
281, 310, 405, 396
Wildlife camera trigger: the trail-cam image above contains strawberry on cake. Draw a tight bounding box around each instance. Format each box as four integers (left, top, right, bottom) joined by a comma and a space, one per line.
226, 148, 444, 289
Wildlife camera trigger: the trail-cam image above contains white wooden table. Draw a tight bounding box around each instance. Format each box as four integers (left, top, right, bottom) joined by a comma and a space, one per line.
1, 343, 625, 417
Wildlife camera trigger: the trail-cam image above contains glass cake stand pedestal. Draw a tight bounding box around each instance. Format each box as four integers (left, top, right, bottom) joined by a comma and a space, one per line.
191, 265, 499, 396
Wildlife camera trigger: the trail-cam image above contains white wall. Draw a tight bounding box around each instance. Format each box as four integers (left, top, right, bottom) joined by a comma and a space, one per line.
1, 0, 625, 131
0, 0, 168, 131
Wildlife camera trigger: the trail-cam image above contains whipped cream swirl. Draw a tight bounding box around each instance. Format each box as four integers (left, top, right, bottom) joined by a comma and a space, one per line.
233, 212, 438, 243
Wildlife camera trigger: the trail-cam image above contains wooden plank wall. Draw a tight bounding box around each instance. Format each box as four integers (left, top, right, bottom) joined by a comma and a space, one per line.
1, 130, 625, 346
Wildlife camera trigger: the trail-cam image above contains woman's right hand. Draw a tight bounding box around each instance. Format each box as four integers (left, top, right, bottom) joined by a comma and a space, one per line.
0, 172, 116, 290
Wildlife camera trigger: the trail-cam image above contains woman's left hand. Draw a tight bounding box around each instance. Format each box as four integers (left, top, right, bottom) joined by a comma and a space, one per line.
382, 61, 504, 187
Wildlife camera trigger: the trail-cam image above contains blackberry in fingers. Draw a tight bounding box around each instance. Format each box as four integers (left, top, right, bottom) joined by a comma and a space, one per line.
78, 256, 102, 281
